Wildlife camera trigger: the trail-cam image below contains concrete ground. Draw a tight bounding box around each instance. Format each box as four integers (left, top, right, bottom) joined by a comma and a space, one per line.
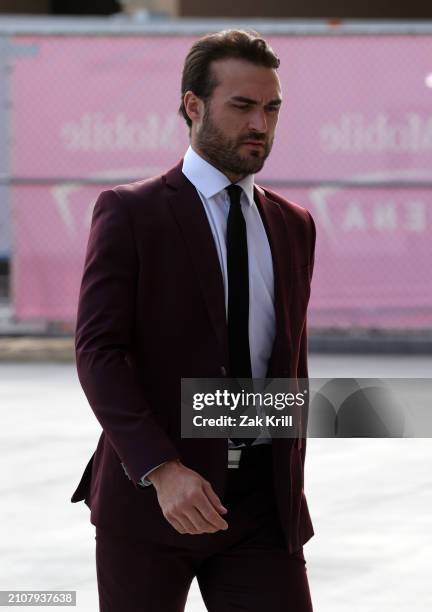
0, 354, 431, 611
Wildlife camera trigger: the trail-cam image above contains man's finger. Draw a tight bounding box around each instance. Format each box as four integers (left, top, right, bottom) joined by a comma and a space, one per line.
169, 516, 187, 534
202, 480, 228, 514
195, 495, 228, 530
178, 511, 202, 534
187, 507, 219, 533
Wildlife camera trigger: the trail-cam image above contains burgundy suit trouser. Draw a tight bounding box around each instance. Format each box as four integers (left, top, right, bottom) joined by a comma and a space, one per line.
95, 444, 313, 611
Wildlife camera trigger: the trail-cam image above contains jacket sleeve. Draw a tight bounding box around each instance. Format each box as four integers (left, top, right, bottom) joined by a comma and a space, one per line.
75, 189, 180, 487
296, 209, 316, 452
297, 209, 316, 380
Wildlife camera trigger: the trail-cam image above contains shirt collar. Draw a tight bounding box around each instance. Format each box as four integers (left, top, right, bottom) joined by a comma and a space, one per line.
182, 145, 255, 207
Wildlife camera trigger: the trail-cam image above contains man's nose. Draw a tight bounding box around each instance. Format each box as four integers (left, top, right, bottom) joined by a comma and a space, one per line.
248, 108, 267, 133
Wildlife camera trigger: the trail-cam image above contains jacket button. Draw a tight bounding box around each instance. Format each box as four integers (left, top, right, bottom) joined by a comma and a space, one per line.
220, 366, 227, 376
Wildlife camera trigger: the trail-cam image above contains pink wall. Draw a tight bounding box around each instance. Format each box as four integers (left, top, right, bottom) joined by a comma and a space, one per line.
10, 35, 432, 327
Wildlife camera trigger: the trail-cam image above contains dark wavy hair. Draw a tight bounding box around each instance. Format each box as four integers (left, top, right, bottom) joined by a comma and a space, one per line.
179, 29, 280, 130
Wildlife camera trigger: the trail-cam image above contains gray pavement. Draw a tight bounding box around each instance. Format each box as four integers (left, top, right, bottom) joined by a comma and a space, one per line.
0, 354, 431, 611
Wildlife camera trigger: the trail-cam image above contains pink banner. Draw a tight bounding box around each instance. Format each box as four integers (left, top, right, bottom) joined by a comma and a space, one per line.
274, 186, 432, 328
10, 35, 432, 327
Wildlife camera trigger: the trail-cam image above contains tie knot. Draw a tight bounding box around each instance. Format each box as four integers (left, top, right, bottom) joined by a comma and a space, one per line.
225, 184, 243, 205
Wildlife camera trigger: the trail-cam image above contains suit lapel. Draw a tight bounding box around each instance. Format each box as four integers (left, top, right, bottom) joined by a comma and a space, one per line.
164, 160, 229, 362
254, 185, 294, 376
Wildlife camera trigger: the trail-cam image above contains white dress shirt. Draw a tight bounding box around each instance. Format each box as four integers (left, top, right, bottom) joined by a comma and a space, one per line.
139, 145, 276, 486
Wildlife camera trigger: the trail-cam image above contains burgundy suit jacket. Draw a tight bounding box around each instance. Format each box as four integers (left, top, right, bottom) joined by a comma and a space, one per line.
71, 158, 316, 553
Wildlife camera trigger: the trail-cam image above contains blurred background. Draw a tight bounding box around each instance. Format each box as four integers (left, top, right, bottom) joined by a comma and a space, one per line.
0, 1, 431, 350
0, 2, 431, 612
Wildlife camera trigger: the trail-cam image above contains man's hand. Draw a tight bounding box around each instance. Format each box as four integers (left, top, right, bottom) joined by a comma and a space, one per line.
148, 459, 229, 535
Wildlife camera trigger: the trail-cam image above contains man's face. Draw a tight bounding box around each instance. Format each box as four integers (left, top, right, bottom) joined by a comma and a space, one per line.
192, 57, 282, 179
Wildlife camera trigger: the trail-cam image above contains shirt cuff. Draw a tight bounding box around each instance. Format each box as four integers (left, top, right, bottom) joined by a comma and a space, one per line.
138, 461, 169, 487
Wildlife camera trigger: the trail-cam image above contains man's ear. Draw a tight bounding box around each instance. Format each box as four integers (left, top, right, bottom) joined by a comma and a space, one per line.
183, 91, 204, 126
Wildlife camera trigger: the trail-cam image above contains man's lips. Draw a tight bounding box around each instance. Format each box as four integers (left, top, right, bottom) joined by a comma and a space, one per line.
241, 141, 265, 147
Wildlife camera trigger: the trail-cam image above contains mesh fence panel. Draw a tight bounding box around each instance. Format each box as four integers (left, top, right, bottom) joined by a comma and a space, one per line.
1, 32, 431, 329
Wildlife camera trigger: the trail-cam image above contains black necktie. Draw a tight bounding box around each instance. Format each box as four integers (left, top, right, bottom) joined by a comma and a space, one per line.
226, 184, 255, 447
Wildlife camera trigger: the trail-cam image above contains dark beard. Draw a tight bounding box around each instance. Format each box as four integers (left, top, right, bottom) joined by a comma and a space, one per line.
196, 104, 273, 178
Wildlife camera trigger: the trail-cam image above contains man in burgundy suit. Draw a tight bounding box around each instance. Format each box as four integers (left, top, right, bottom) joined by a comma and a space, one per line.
71, 29, 316, 611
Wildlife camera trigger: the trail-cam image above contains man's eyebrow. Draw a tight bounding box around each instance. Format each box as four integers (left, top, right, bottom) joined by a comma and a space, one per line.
230, 96, 282, 106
